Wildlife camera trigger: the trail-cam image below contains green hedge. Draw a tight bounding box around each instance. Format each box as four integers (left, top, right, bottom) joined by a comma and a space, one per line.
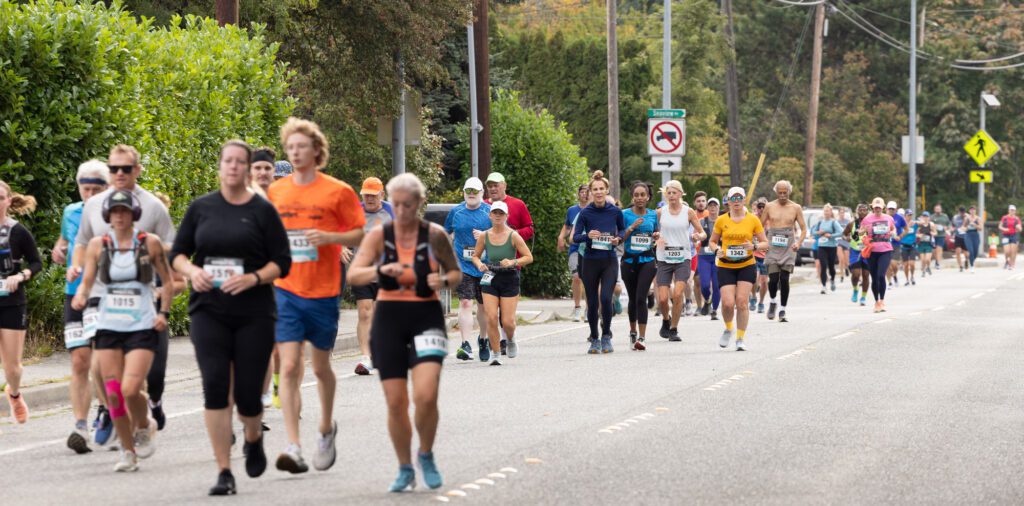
1, 0, 293, 350
459, 90, 588, 297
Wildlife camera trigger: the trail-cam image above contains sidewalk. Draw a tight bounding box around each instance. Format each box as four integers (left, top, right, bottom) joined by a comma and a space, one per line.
0, 300, 579, 417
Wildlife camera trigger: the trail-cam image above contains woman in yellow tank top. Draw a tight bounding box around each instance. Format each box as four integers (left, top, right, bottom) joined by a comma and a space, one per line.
348, 174, 461, 493
708, 187, 768, 351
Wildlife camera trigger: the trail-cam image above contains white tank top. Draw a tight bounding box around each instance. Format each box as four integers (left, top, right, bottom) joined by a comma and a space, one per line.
657, 203, 692, 262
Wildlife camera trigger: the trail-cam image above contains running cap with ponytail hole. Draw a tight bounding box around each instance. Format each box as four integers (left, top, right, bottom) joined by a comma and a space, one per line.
726, 187, 746, 200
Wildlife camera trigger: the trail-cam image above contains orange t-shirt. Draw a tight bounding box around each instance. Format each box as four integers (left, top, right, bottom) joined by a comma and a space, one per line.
269, 172, 365, 298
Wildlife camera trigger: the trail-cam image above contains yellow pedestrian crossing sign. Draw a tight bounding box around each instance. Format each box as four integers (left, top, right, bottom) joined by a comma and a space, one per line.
964, 130, 1000, 166
970, 170, 992, 183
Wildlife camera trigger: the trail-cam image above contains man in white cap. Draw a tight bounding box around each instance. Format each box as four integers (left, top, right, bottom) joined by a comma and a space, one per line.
759, 180, 807, 322
485, 172, 534, 355
445, 177, 493, 360
999, 204, 1022, 270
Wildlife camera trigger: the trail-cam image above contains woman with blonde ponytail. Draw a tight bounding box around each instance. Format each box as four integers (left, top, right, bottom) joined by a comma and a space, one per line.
0, 181, 43, 424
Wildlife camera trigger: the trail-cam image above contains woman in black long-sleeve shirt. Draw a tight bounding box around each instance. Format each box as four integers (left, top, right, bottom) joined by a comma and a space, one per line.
572, 171, 625, 354
171, 140, 292, 496
0, 182, 42, 425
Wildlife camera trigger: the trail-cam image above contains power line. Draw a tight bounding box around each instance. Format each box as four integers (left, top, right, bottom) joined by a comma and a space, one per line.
756, 8, 815, 160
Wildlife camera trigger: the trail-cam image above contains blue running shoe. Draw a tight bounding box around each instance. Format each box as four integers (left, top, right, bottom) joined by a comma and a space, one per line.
601, 334, 614, 354
748, 295, 756, 311
757, 303, 765, 314
456, 340, 473, 361
851, 290, 859, 303
94, 405, 114, 446
388, 465, 416, 493
478, 336, 490, 362
417, 452, 443, 490
587, 337, 601, 354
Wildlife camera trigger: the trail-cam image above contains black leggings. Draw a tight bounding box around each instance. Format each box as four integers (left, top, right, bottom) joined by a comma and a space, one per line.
817, 246, 838, 286
190, 310, 275, 417
620, 259, 656, 325
146, 325, 169, 403
867, 250, 892, 301
581, 257, 618, 337
768, 271, 791, 306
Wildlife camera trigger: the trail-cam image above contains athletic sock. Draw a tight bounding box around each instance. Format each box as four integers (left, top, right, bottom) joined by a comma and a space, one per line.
725, 321, 734, 331
781, 306, 787, 311
273, 373, 280, 388
770, 297, 778, 304
737, 329, 746, 339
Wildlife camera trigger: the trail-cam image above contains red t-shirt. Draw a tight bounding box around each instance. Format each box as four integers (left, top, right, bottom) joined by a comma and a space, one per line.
488, 194, 534, 241
1001, 215, 1021, 236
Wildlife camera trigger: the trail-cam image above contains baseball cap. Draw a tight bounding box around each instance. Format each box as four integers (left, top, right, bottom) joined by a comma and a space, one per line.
463, 177, 484, 191
490, 201, 509, 214
107, 189, 135, 212
360, 177, 384, 195
886, 200, 897, 209
903, 208, 913, 215
871, 197, 885, 209
921, 211, 930, 217
1010, 204, 1017, 211
485, 172, 506, 184
274, 161, 293, 179
726, 187, 746, 199
898, 208, 905, 215
707, 197, 721, 207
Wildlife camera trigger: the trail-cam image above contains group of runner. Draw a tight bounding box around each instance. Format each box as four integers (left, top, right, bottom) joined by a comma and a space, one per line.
2, 125, 1019, 495
0, 118, 460, 495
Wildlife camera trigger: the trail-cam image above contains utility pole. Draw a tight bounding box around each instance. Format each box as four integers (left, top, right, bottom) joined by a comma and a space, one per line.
467, 23, 480, 178
660, 0, 672, 193
721, 0, 743, 187
607, 0, 621, 199
803, 2, 825, 207
392, 54, 406, 175
908, 0, 918, 213
473, 0, 491, 181
215, 0, 238, 26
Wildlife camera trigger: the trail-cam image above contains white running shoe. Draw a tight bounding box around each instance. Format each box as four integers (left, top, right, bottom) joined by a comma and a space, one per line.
262, 392, 273, 408
133, 418, 157, 459
571, 307, 583, 322
313, 420, 337, 471
736, 339, 746, 351
490, 355, 502, 366
506, 338, 518, 358
67, 427, 91, 454
719, 330, 732, 349
114, 450, 138, 472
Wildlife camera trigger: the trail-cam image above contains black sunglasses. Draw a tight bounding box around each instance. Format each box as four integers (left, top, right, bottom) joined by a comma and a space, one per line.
108, 165, 134, 174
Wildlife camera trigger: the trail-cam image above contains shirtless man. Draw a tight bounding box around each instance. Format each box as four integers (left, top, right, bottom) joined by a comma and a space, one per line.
759, 180, 807, 323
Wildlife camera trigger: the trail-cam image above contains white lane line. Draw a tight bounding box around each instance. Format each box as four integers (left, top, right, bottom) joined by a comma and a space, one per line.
487, 472, 507, 479
501, 467, 519, 473
970, 293, 984, 299
475, 478, 495, 486
908, 311, 922, 316
932, 306, 945, 312
873, 318, 894, 324
446, 490, 468, 497
461, 483, 482, 490
986, 288, 996, 293
954, 300, 967, 307
831, 331, 856, 340
729, 374, 745, 380
435, 496, 451, 502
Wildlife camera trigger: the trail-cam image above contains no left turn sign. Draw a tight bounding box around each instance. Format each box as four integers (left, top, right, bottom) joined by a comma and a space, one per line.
647, 119, 686, 156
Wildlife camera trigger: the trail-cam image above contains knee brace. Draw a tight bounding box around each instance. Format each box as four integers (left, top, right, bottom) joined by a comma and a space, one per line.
105, 379, 128, 420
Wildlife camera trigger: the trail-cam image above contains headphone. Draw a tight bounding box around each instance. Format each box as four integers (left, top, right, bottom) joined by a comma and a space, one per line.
102, 190, 142, 223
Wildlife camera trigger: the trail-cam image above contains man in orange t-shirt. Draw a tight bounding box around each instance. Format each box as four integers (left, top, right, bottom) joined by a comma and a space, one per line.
268, 118, 365, 475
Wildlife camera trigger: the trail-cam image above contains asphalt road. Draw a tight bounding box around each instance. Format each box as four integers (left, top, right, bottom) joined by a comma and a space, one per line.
2, 266, 1023, 505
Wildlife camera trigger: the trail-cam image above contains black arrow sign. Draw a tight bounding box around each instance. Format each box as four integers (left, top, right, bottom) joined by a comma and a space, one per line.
656, 159, 675, 168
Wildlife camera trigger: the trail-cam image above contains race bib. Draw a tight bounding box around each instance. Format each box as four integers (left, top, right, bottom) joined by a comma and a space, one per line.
413, 329, 449, 358
0, 278, 7, 297
287, 230, 319, 263
770, 235, 788, 248
103, 288, 143, 323
1002, 237, 1010, 245
83, 306, 99, 339
935, 224, 944, 233
203, 257, 243, 288
64, 321, 88, 349
462, 248, 475, 260
664, 247, 686, 264
480, 272, 495, 286
872, 223, 889, 236
702, 246, 715, 256
591, 235, 613, 250
726, 245, 747, 260
630, 234, 652, 250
